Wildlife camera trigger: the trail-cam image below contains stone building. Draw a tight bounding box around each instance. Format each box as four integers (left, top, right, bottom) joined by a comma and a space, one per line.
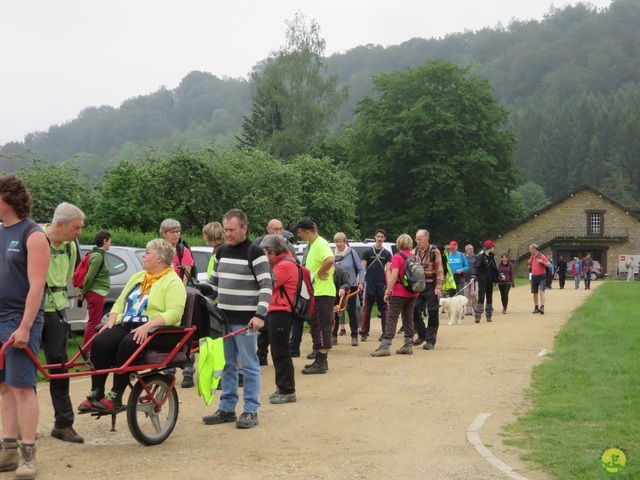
492, 185, 640, 277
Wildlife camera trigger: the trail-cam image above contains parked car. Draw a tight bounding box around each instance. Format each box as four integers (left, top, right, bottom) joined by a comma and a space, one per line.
66, 245, 213, 332
565, 259, 604, 281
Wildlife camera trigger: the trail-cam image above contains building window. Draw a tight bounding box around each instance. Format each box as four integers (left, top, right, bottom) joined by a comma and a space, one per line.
587, 211, 604, 236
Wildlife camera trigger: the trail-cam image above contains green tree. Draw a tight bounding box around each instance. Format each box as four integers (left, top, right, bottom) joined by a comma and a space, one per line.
238, 12, 348, 160
347, 59, 519, 242
510, 181, 549, 216
16, 160, 92, 223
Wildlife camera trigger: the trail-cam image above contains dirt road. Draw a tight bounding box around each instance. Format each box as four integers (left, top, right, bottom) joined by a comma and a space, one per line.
22, 283, 598, 480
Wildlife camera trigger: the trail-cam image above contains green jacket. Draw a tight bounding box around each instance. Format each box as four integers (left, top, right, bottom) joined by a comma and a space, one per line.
81, 248, 110, 296
110, 270, 186, 326
44, 225, 77, 313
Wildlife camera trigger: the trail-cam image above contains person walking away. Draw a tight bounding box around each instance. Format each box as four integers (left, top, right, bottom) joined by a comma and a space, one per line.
202, 209, 272, 429
0, 174, 50, 479
78, 230, 111, 354
260, 235, 298, 404
371, 234, 418, 356
43, 203, 85, 443
333, 233, 365, 346
360, 229, 392, 342
464, 244, 478, 315
572, 258, 581, 289
626, 257, 635, 282
293, 218, 335, 375
527, 244, 551, 314
557, 255, 568, 289
581, 252, 593, 290
470, 240, 500, 322
497, 254, 515, 314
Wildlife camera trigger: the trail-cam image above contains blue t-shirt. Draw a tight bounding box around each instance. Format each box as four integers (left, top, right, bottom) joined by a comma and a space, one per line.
448, 251, 469, 275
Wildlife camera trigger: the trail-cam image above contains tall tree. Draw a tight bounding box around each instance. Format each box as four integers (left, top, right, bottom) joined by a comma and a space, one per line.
347, 59, 520, 242
238, 12, 348, 160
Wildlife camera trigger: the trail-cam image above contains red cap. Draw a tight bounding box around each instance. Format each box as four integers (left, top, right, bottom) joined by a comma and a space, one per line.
449, 241, 458, 249
483, 240, 496, 249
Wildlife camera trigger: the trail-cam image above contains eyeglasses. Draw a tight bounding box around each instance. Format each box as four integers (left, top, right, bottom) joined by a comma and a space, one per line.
168, 229, 181, 234
145, 250, 157, 256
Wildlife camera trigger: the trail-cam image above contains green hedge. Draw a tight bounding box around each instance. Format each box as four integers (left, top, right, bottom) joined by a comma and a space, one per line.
79, 226, 205, 248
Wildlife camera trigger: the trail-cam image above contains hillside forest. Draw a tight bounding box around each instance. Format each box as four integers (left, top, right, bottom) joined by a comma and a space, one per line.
1, 1, 639, 243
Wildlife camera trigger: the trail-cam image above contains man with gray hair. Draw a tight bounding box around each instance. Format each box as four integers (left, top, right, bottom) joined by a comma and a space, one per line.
44, 202, 85, 443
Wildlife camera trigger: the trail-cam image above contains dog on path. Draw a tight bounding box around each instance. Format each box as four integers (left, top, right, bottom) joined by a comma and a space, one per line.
440, 296, 469, 325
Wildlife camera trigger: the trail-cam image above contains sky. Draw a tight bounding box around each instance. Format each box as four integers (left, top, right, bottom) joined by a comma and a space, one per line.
0, 0, 613, 145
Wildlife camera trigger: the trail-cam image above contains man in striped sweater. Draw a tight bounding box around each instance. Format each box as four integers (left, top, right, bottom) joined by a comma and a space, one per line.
202, 209, 272, 429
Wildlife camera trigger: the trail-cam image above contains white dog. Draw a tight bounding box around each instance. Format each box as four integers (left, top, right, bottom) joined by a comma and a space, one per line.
440, 296, 469, 326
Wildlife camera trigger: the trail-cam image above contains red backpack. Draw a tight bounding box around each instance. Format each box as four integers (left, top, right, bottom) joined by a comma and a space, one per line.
72, 251, 105, 288
277, 257, 315, 321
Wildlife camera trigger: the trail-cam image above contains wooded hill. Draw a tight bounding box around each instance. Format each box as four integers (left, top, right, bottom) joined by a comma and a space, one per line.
2, 0, 639, 204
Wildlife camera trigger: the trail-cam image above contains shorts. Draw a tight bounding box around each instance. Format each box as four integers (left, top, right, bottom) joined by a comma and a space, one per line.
530, 275, 547, 294
0, 316, 43, 387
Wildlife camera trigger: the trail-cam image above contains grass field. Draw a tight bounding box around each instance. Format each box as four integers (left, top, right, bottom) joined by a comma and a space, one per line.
503, 281, 640, 479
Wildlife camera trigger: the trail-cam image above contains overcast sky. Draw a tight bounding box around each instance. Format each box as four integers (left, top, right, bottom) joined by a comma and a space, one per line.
0, 0, 613, 145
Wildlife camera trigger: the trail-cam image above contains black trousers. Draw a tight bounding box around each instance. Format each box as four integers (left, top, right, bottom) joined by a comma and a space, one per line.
267, 311, 295, 394
43, 311, 74, 429
309, 296, 334, 351
257, 325, 269, 360
558, 272, 566, 289
498, 283, 511, 310
413, 282, 440, 345
475, 279, 494, 319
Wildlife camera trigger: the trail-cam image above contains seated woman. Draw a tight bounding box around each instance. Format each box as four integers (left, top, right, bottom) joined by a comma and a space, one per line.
78, 238, 187, 413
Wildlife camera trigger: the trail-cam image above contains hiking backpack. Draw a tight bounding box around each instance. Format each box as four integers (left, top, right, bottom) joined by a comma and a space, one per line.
176, 238, 198, 285
398, 252, 426, 293
72, 250, 105, 288
278, 257, 316, 321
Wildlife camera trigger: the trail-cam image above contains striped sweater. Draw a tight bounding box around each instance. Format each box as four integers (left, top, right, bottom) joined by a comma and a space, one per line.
211, 238, 272, 324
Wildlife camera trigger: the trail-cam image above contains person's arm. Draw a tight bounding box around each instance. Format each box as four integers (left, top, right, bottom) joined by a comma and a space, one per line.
384, 267, 400, 302
316, 255, 335, 281
510, 262, 515, 287
11, 231, 50, 349
81, 251, 102, 296
538, 255, 551, 268
434, 249, 444, 297
353, 250, 365, 290
248, 248, 273, 330
460, 254, 469, 274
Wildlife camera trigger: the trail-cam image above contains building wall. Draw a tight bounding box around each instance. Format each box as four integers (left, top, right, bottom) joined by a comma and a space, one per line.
493, 188, 640, 277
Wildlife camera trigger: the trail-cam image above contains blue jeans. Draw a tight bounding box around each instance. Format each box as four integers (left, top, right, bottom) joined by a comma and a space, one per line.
218, 325, 260, 414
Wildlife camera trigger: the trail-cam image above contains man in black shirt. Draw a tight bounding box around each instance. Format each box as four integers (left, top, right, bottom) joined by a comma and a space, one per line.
360, 229, 392, 341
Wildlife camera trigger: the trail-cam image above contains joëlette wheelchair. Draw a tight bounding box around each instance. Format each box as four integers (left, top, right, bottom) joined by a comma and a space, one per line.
0, 284, 228, 446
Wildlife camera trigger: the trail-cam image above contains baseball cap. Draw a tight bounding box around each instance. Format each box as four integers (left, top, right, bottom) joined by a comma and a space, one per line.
483, 240, 496, 249
449, 241, 458, 249
292, 218, 316, 231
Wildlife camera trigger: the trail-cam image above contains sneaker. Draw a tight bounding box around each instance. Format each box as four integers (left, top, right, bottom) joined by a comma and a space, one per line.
413, 337, 425, 346
332, 336, 338, 346
351, 337, 359, 346
423, 343, 435, 351
51, 425, 84, 444
14, 444, 36, 480
370, 348, 390, 357
339, 328, 346, 336
474, 317, 481, 323
181, 375, 195, 388
539, 305, 545, 315
203, 409, 237, 425
360, 334, 368, 342
236, 412, 259, 429
502, 309, 507, 314
0, 440, 19, 472
92, 391, 124, 414
486, 317, 492, 322
395, 345, 413, 355
269, 390, 297, 404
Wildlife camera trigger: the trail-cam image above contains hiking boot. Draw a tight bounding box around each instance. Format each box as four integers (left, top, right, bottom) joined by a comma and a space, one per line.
0, 440, 19, 472
532, 306, 540, 314
539, 305, 545, 315
236, 412, 259, 429
423, 343, 435, 351
14, 444, 36, 480
92, 390, 124, 414
370, 348, 390, 357
339, 328, 346, 336
181, 375, 195, 388
302, 353, 328, 374
51, 425, 84, 444
306, 350, 317, 360
332, 335, 338, 346
304, 359, 329, 370
486, 317, 492, 322
413, 337, 426, 346
203, 409, 237, 425
269, 390, 297, 405
395, 345, 413, 355
351, 337, 359, 346
474, 316, 481, 323
360, 334, 368, 342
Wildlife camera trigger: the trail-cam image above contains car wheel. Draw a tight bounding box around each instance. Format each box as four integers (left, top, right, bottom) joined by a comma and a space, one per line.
590, 272, 597, 282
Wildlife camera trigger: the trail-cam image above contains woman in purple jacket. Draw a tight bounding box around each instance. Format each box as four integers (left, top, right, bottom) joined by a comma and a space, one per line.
497, 254, 515, 314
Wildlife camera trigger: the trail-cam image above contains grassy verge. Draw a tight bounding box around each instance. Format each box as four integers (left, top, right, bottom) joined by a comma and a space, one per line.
503, 282, 640, 479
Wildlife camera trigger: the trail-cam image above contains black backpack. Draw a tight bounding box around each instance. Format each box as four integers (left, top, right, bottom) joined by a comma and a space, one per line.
176, 238, 198, 285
